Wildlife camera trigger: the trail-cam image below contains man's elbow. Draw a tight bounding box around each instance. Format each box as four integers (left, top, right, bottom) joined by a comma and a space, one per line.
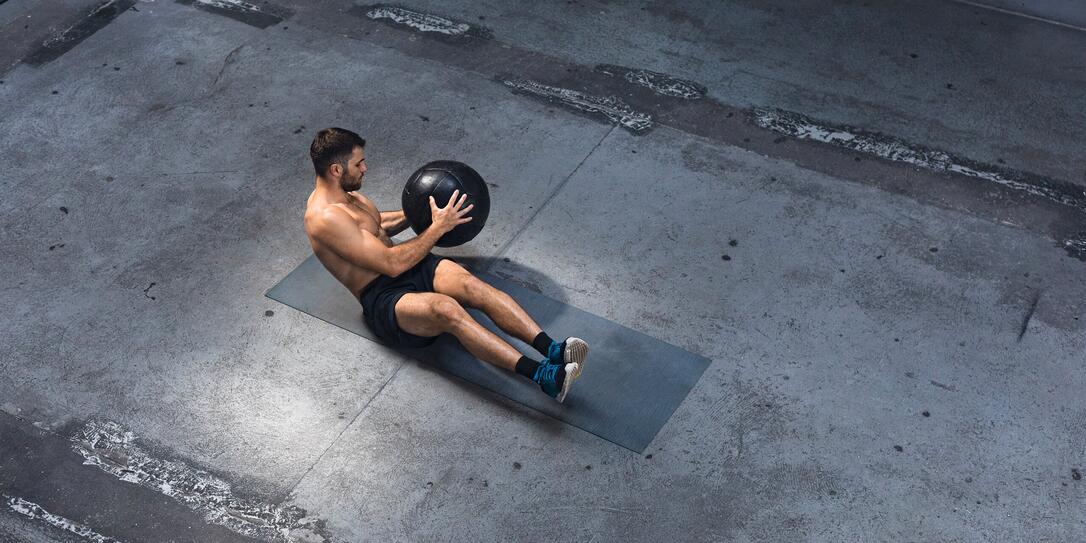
380, 257, 407, 278
341, 252, 401, 278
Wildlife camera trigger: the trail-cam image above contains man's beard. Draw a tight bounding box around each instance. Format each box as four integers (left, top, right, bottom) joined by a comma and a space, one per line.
340, 171, 362, 192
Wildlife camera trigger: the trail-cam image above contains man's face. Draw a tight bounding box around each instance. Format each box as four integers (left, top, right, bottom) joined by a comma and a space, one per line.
338, 146, 367, 192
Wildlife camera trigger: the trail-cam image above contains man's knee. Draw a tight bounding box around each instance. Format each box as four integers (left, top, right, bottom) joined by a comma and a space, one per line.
429, 295, 468, 328
461, 276, 499, 306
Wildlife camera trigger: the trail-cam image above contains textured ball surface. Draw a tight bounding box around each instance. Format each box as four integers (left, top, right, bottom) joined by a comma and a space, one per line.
401, 160, 490, 247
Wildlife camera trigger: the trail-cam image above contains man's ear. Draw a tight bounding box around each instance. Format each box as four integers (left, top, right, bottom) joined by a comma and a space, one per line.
329, 162, 342, 178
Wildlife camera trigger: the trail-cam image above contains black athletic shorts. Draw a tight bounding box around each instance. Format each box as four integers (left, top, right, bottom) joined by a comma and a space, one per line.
359, 253, 448, 348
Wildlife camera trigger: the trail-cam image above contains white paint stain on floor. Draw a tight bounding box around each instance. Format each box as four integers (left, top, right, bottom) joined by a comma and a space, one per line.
596, 64, 706, 99
753, 107, 1085, 208
71, 420, 329, 543
195, 0, 262, 13
5, 495, 124, 543
366, 6, 471, 36
42, 0, 123, 47
503, 78, 653, 132
1065, 236, 1086, 255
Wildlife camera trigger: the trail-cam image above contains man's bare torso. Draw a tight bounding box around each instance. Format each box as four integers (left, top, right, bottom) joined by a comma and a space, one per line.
304, 190, 393, 299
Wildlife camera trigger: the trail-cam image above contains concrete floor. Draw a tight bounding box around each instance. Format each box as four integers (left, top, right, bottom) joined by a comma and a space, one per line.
0, 0, 1083, 541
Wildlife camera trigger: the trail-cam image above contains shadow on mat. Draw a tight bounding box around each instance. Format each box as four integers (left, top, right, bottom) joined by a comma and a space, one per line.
445, 255, 570, 306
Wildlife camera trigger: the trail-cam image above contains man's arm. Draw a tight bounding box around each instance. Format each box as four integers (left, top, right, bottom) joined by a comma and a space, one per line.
379, 210, 410, 237
314, 208, 441, 277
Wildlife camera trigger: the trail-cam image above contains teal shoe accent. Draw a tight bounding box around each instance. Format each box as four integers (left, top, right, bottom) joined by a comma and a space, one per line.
532, 360, 564, 399
547, 338, 589, 380
547, 340, 563, 364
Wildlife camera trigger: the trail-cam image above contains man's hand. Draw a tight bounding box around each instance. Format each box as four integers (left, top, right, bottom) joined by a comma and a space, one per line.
379, 209, 410, 237
429, 189, 474, 235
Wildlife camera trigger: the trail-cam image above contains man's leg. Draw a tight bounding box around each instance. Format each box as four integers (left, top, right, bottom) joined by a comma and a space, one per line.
394, 292, 521, 371
395, 289, 582, 402
430, 258, 586, 369
431, 259, 541, 345
431, 260, 588, 368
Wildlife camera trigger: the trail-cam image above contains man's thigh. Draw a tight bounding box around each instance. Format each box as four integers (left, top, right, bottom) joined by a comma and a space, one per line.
432, 259, 501, 308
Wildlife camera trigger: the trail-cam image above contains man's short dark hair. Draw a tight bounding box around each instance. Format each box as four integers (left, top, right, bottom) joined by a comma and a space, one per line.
310, 127, 366, 177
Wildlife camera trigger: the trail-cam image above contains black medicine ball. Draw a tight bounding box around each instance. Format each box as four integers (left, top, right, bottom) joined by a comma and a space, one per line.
401, 160, 491, 247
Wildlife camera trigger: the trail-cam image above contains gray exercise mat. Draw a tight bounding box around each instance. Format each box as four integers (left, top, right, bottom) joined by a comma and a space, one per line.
265, 255, 710, 453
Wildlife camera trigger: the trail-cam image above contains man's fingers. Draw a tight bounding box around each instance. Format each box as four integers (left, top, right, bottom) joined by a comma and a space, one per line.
458, 203, 474, 215
446, 189, 461, 207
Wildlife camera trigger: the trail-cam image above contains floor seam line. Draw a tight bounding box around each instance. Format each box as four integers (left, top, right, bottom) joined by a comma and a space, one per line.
483, 124, 616, 273
283, 359, 406, 500
950, 0, 1086, 33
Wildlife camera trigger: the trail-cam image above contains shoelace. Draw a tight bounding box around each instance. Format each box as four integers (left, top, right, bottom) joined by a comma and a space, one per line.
533, 362, 559, 385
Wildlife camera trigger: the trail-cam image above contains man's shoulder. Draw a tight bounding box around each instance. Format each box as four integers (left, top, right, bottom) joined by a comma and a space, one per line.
307, 200, 350, 219
305, 202, 352, 235
348, 191, 377, 208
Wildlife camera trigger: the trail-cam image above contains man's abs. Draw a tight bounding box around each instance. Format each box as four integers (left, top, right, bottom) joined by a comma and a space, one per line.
312, 247, 383, 299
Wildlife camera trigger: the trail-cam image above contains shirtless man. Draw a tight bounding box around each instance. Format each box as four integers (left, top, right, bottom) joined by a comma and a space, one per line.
303, 127, 588, 402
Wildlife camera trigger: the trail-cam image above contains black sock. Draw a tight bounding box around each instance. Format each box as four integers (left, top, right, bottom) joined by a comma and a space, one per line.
515, 356, 540, 380
532, 331, 556, 357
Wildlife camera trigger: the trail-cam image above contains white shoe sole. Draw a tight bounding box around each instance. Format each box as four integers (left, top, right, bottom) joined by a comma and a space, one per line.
563, 337, 589, 379
556, 362, 581, 403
